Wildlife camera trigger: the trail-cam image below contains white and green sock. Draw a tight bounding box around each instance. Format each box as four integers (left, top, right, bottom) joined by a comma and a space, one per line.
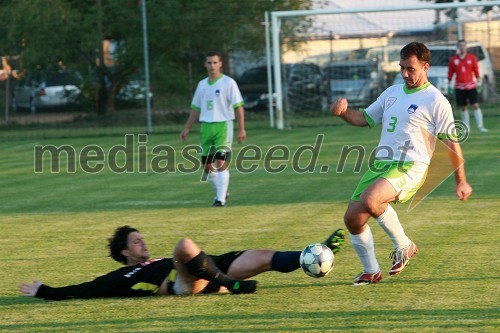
474, 108, 484, 129
350, 225, 380, 274
207, 171, 218, 196
376, 204, 410, 249
461, 110, 470, 129
216, 169, 229, 204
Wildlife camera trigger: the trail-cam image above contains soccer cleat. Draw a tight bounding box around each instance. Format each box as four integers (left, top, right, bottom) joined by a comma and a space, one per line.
212, 200, 225, 207
352, 271, 382, 286
322, 228, 345, 254
388, 240, 418, 275
212, 193, 229, 207
478, 127, 489, 132
228, 280, 258, 294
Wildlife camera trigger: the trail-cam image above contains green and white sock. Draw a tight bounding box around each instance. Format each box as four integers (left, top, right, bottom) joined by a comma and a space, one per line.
376, 204, 410, 249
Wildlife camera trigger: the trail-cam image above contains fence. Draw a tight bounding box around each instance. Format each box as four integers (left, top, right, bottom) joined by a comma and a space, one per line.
269, 1, 500, 130
1, 1, 499, 141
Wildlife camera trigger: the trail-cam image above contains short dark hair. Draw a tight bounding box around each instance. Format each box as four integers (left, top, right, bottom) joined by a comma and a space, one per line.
457, 39, 466, 46
400, 42, 431, 64
206, 51, 222, 61
108, 225, 138, 264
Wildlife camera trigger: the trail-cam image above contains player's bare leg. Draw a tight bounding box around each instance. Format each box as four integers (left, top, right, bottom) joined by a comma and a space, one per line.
226, 250, 275, 280
346, 178, 405, 284
172, 238, 257, 295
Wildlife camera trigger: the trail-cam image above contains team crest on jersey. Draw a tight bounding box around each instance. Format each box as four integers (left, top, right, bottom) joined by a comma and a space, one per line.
407, 104, 418, 114
387, 97, 397, 109
215, 89, 220, 96
453, 58, 460, 66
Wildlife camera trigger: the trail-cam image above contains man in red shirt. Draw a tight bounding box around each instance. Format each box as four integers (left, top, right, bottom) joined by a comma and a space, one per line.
448, 39, 488, 132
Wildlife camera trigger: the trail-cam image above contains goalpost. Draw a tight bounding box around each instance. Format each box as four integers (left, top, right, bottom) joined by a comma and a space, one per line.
268, 1, 500, 129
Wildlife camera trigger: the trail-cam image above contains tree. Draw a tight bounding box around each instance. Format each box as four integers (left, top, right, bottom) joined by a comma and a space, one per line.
1, 0, 313, 113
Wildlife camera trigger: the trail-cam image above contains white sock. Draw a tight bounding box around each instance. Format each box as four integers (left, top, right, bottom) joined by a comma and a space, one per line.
350, 225, 380, 274
461, 110, 470, 129
216, 169, 229, 204
376, 204, 410, 249
207, 171, 218, 196
474, 109, 484, 129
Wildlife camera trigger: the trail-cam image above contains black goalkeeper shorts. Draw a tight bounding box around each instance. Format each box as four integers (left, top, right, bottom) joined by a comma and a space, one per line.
202, 250, 247, 294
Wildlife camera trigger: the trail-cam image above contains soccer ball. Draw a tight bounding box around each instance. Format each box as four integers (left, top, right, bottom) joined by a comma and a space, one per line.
299, 243, 335, 278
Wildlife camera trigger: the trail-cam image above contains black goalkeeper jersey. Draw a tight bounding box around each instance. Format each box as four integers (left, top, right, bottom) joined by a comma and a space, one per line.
36, 258, 175, 300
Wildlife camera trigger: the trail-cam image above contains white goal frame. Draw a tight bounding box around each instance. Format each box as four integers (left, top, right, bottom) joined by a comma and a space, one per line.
269, 1, 500, 129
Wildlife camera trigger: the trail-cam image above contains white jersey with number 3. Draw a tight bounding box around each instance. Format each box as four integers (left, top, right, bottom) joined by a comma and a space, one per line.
364, 83, 456, 164
191, 74, 244, 123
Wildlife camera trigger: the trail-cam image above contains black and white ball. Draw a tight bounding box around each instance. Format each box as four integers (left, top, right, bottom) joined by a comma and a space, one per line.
299, 243, 335, 278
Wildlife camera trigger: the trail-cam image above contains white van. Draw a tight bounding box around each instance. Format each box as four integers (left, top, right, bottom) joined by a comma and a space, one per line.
366, 45, 405, 74
427, 41, 496, 102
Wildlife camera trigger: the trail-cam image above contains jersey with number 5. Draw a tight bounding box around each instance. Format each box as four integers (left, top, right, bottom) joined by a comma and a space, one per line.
363, 82, 455, 164
191, 74, 244, 123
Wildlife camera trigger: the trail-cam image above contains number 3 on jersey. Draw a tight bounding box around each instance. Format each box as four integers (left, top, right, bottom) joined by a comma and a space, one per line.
387, 116, 398, 132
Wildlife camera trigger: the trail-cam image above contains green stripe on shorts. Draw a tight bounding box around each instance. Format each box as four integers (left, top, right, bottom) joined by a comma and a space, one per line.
351, 160, 415, 202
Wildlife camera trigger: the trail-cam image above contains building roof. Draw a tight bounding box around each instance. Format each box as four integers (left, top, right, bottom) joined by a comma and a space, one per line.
308, 0, 500, 38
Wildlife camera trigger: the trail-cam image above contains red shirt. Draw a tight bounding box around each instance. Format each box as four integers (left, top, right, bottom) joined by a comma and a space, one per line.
447, 53, 480, 90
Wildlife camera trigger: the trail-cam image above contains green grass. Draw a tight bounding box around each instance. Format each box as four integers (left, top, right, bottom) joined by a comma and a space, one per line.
1, 116, 499, 332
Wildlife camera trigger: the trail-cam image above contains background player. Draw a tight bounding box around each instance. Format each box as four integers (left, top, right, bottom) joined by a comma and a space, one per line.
448, 39, 488, 132
181, 51, 246, 206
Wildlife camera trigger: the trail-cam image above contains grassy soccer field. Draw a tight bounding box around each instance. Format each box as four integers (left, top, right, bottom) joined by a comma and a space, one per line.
1, 116, 499, 333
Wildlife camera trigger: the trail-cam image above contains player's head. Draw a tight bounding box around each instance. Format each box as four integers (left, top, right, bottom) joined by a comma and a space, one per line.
399, 42, 430, 89
400, 42, 431, 64
206, 51, 222, 62
108, 225, 149, 265
457, 39, 467, 55
205, 51, 223, 78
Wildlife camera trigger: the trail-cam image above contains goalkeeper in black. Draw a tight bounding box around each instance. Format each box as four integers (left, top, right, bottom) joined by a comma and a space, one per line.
19, 225, 345, 300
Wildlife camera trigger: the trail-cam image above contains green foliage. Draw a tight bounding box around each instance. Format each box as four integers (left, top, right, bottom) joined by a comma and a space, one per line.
0, 0, 314, 113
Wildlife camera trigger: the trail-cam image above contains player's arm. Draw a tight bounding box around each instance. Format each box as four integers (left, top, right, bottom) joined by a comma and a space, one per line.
19, 279, 43, 297
180, 109, 200, 141
235, 105, 246, 144
472, 56, 480, 81
447, 58, 455, 82
330, 98, 368, 127
18, 272, 122, 300
19, 279, 107, 301
444, 139, 472, 201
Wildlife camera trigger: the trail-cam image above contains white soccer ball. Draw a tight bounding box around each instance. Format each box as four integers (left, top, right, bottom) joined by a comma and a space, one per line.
299, 243, 335, 278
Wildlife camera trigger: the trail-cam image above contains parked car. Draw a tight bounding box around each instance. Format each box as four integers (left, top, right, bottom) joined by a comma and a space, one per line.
427, 41, 496, 101
365, 45, 405, 86
237, 63, 329, 112
236, 65, 284, 112
12, 70, 82, 113
286, 62, 330, 113
116, 78, 154, 107
324, 60, 385, 107
365, 45, 404, 74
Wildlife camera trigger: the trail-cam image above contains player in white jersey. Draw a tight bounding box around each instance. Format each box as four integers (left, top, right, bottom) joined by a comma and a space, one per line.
330, 42, 472, 285
181, 51, 246, 207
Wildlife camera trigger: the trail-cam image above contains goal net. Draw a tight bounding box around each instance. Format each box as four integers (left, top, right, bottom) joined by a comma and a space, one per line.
268, 1, 500, 129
